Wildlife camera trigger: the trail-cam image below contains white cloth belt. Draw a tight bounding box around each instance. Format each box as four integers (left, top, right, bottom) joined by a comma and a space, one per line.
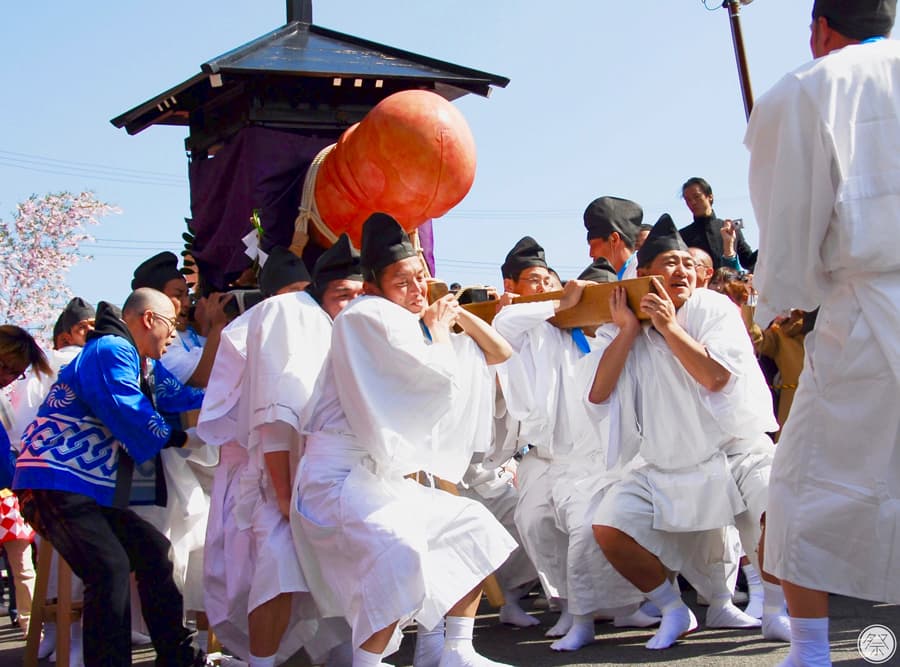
304, 430, 365, 458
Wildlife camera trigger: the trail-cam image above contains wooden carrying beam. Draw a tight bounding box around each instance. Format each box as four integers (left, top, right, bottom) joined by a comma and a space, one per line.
428, 277, 654, 328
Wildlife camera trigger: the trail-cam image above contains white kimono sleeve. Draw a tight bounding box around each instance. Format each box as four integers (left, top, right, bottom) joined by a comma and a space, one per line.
196, 311, 252, 447
431, 334, 495, 481
330, 298, 459, 477
680, 291, 778, 438
745, 73, 835, 327
245, 292, 333, 450
493, 302, 562, 452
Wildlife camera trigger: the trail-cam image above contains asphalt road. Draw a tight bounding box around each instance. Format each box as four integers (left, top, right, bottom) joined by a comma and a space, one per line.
2, 591, 896, 666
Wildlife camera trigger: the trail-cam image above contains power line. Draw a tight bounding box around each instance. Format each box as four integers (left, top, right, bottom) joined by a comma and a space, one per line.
94, 237, 184, 246
0, 149, 188, 188
0, 159, 188, 189
0, 149, 186, 180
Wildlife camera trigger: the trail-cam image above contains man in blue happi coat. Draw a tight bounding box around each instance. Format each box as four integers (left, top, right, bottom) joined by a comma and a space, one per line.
14, 287, 205, 667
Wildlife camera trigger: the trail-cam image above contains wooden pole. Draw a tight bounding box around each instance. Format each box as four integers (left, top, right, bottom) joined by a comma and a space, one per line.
726, 0, 754, 120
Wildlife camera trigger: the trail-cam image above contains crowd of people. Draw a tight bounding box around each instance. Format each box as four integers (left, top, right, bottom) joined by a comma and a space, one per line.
0, 2, 897, 667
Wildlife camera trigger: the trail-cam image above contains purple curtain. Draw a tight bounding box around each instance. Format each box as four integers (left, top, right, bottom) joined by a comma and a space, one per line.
418, 220, 435, 276
189, 125, 437, 290
188, 127, 335, 290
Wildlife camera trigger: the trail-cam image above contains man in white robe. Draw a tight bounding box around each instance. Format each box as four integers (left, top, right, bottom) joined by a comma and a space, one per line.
583, 196, 643, 280
291, 213, 517, 667
494, 237, 570, 635
198, 236, 362, 667
590, 215, 780, 650
745, 2, 900, 664
493, 258, 648, 652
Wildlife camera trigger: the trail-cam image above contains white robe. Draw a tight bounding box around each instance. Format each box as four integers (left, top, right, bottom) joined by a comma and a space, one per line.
290, 296, 516, 651
594, 289, 776, 582
457, 388, 538, 594
458, 457, 538, 594
6, 346, 81, 444
494, 302, 643, 616
746, 39, 900, 603
133, 443, 217, 612
137, 328, 218, 613
198, 291, 344, 663
160, 328, 206, 385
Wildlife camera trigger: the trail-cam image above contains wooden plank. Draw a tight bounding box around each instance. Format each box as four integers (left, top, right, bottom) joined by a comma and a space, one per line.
462, 300, 500, 324
23, 537, 53, 667
181, 409, 201, 429
429, 277, 654, 328
548, 277, 653, 327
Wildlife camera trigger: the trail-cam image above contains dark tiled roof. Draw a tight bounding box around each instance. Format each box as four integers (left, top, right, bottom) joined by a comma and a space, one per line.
111, 21, 508, 138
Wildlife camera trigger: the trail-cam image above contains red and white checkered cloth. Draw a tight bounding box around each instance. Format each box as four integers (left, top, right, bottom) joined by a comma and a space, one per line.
0, 488, 35, 543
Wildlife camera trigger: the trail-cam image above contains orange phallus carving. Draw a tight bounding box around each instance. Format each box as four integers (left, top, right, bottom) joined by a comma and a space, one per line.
314, 89, 477, 247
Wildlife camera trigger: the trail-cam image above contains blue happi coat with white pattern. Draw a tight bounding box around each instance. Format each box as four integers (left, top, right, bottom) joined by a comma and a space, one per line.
13, 305, 201, 507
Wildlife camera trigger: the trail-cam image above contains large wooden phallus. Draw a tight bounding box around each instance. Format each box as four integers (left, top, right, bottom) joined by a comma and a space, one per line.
313, 89, 477, 248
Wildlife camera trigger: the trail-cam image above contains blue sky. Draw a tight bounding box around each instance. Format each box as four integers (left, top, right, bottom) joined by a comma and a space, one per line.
1, 1, 870, 307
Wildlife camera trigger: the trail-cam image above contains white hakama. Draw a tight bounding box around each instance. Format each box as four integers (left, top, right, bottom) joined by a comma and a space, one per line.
459, 458, 538, 594
512, 449, 568, 601
291, 296, 516, 651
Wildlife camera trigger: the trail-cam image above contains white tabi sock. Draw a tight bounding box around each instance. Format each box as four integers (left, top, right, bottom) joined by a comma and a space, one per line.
761, 581, 791, 642
352, 647, 385, 667
544, 598, 572, 637
443, 616, 475, 651
439, 617, 511, 667
646, 579, 681, 614
248, 653, 276, 667
38, 621, 57, 660
706, 593, 762, 628
550, 613, 595, 651
644, 580, 698, 650
742, 562, 765, 619
414, 618, 445, 667
498, 592, 539, 627
779, 616, 830, 667
639, 599, 662, 618
131, 629, 152, 646
613, 606, 662, 628
70, 620, 84, 667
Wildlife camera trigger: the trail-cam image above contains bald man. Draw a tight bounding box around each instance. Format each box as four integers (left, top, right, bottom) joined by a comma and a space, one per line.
689, 248, 714, 289
15, 288, 205, 667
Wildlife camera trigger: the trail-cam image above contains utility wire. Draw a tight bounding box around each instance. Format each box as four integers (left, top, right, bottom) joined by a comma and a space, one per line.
0, 149, 185, 180
0, 149, 187, 188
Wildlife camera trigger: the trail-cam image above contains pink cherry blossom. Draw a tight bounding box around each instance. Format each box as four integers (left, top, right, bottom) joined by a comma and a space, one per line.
0, 191, 118, 347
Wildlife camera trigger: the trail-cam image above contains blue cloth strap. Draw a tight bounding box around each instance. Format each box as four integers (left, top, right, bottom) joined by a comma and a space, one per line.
419, 319, 433, 342
617, 253, 635, 280
571, 327, 591, 355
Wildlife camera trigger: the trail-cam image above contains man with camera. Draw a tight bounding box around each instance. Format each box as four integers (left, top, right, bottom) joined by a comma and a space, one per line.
680, 177, 757, 272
